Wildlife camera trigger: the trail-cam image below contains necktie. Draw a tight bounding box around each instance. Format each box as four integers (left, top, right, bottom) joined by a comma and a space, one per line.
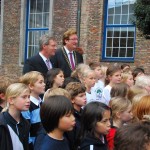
69, 53, 75, 70
46, 59, 51, 70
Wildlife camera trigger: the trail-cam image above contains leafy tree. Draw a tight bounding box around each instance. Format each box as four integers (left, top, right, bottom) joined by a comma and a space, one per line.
134, 0, 150, 38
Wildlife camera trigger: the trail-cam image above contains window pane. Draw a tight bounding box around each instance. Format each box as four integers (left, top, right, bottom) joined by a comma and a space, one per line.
121, 15, 128, 24
107, 38, 113, 47
108, 7, 114, 15
127, 48, 133, 57
108, 16, 114, 24
115, 6, 121, 14
121, 31, 127, 37
122, 5, 128, 14
113, 38, 119, 47
119, 48, 126, 57
114, 15, 120, 24
127, 38, 134, 47
106, 48, 112, 57
112, 48, 119, 57
114, 30, 120, 37
43, 13, 49, 27
128, 30, 134, 37
120, 38, 127, 47
37, 1, 43, 12
107, 30, 113, 37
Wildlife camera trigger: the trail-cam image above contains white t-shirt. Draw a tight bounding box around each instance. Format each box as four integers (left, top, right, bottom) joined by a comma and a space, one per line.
91, 80, 104, 102
101, 85, 112, 105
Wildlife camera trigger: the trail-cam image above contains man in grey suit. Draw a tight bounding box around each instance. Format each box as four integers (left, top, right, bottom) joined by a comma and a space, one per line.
23, 35, 57, 78
51, 28, 83, 78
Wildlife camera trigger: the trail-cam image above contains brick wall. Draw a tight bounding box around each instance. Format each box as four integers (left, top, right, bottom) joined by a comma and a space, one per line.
0, 0, 22, 81
80, 0, 104, 64
53, 0, 78, 47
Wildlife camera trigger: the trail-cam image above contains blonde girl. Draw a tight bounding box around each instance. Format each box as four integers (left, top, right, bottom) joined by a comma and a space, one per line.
0, 83, 30, 150
107, 97, 133, 150
121, 72, 134, 87
82, 69, 96, 104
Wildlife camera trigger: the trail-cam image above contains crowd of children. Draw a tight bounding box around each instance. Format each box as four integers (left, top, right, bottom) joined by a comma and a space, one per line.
0, 63, 150, 150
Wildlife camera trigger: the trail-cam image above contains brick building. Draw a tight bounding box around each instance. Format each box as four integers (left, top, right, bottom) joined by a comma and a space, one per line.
0, 0, 150, 81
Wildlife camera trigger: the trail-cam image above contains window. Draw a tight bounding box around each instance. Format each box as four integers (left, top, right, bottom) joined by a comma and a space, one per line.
102, 0, 136, 62
25, 0, 53, 59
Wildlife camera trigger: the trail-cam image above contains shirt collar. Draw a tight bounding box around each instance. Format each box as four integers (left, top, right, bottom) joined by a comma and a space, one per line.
30, 96, 42, 106
64, 46, 73, 55
4, 111, 24, 126
39, 52, 48, 62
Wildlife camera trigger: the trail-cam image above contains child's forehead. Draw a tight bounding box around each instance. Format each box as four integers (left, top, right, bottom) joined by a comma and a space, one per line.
37, 74, 44, 80
76, 92, 86, 96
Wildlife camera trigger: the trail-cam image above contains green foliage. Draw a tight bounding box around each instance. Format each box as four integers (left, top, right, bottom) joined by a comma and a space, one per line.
134, 0, 150, 38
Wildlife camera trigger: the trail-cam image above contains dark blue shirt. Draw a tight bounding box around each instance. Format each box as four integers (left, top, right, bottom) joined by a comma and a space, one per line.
40, 134, 70, 150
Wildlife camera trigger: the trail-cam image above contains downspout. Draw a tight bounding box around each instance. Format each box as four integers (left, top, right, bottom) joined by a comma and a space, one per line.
77, 0, 82, 46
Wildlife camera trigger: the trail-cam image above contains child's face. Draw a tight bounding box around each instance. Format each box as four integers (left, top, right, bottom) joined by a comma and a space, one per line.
58, 112, 75, 132
72, 92, 86, 109
84, 72, 96, 88
126, 75, 134, 87
94, 67, 103, 80
109, 70, 121, 85
31, 75, 45, 95
119, 105, 133, 123
94, 110, 111, 138
54, 71, 64, 87
11, 89, 30, 111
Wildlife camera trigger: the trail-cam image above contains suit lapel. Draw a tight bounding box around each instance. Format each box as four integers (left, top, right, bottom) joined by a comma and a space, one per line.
37, 54, 48, 71
62, 47, 78, 71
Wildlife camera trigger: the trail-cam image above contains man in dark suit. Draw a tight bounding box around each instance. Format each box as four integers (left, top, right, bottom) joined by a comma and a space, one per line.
51, 28, 83, 78
23, 35, 57, 78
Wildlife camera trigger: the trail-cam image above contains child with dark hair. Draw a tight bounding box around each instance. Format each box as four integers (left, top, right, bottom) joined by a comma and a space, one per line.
45, 68, 64, 91
102, 65, 122, 105
121, 64, 130, 72
110, 83, 129, 98
62, 76, 80, 89
132, 67, 145, 83
65, 82, 86, 150
114, 121, 150, 150
40, 95, 75, 150
79, 101, 111, 150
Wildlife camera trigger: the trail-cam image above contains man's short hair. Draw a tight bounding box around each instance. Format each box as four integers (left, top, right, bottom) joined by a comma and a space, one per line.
39, 34, 55, 51
62, 28, 77, 45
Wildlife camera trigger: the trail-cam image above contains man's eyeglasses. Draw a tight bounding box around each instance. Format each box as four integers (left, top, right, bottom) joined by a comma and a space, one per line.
68, 38, 78, 41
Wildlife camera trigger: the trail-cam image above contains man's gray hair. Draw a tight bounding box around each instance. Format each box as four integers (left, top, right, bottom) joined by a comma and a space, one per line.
39, 34, 55, 51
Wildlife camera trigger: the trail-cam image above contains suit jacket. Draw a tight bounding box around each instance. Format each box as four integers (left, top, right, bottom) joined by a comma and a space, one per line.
51, 47, 83, 78
23, 53, 49, 78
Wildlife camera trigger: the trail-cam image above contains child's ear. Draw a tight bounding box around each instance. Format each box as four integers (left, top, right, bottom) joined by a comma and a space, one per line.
71, 98, 75, 104
116, 112, 121, 119
7, 97, 15, 105
29, 83, 34, 90
0, 93, 5, 100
